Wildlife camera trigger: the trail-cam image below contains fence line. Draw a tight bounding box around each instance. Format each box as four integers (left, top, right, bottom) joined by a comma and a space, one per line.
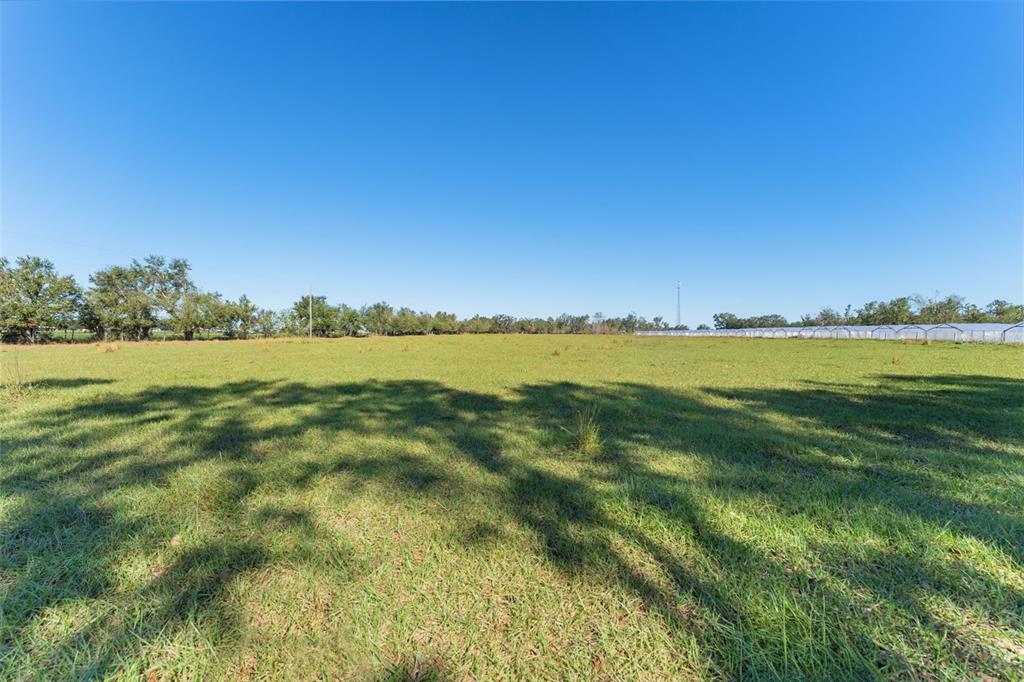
637, 322, 1024, 344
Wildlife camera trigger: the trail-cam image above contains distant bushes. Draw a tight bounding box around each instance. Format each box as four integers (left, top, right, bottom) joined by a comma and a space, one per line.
713, 295, 1023, 330
279, 301, 674, 339
3, 254, 1019, 343
0, 255, 674, 343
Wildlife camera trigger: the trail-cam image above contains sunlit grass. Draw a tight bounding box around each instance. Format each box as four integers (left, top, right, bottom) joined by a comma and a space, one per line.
1, 336, 1022, 680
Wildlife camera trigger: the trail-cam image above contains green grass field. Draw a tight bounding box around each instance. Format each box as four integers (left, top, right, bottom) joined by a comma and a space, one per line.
2, 336, 1022, 681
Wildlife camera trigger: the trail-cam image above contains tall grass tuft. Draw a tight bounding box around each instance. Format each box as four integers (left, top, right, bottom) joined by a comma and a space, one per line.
1, 354, 33, 403
562, 405, 602, 455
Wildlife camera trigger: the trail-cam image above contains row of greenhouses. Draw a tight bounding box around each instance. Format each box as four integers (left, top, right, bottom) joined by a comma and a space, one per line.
637, 323, 1024, 344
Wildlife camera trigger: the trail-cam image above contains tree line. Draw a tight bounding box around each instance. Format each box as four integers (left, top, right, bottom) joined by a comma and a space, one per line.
0, 255, 677, 343
2, 255, 1020, 343
712, 296, 1023, 330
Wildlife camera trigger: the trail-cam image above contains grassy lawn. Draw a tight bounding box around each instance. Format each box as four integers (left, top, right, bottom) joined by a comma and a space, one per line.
1, 336, 1022, 680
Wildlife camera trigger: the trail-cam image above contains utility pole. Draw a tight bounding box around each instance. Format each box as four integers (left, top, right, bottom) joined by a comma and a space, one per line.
308, 287, 313, 339
676, 281, 682, 328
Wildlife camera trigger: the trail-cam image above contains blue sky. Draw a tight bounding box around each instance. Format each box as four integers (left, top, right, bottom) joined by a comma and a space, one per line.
2, 2, 1021, 326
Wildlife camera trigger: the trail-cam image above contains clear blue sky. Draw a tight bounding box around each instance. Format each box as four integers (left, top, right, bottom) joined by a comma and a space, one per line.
2, 2, 1021, 326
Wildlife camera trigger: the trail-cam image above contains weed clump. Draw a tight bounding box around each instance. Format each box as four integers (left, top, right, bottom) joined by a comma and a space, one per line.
562, 405, 602, 455
0, 354, 33, 403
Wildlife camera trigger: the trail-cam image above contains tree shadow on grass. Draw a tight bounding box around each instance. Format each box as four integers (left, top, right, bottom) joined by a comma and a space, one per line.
35, 377, 116, 390
714, 373, 1023, 463
703, 374, 1023, 551
512, 377, 1023, 677
0, 379, 504, 678
1, 374, 1021, 678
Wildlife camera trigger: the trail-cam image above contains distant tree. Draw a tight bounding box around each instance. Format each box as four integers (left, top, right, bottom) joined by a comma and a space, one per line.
810, 307, 843, 326
537, 317, 557, 334
141, 255, 193, 317
913, 294, 964, 325
985, 300, 1024, 323
854, 297, 913, 326
0, 256, 83, 343
884, 297, 914, 325
553, 314, 589, 334
696, 324, 711, 330
76, 299, 101, 341
515, 318, 538, 334
392, 307, 426, 335
230, 294, 259, 339
614, 313, 639, 334
461, 315, 494, 334
87, 256, 194, 340
171, 291, 228, 340
430, 311, 458, 335
712, 313, 738, 330
274, 309, 299, 336
254, 308, 278, 337
336, 304, 364, 336
713, 312, 787, 329
960, 304, 988, 323
292, 295, 336, 337
754, 314, 788, 328
491, 314, 517, 334
361, 302, 395, 335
